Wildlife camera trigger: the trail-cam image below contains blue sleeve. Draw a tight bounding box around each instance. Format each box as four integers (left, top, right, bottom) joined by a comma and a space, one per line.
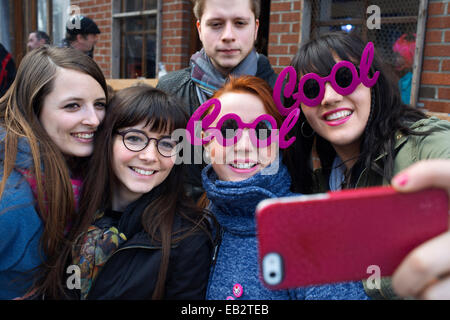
0, 171, 44, 273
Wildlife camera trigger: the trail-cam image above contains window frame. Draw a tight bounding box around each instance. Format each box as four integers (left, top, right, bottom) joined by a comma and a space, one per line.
112, 0, 162, 79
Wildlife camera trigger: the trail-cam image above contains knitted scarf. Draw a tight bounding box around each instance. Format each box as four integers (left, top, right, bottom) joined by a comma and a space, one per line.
190, 48, 258, 104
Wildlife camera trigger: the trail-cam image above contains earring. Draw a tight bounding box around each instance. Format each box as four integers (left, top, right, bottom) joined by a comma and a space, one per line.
301, 121, 315, 138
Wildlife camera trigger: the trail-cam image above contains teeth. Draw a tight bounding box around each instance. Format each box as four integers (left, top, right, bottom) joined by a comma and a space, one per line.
131, 167, 155, 176
325, 110, 352, 121
73, 133, 94, 139
230, 163, 257, 169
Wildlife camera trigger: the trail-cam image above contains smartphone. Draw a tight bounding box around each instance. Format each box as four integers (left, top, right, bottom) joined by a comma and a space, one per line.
256, 186, 448, 289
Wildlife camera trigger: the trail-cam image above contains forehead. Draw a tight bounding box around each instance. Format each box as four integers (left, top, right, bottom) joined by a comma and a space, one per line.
217, 91, 266, 121
202, 0, 254, 20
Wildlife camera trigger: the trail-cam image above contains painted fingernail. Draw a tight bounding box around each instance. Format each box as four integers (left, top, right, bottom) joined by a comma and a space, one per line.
394, 173, 409, 186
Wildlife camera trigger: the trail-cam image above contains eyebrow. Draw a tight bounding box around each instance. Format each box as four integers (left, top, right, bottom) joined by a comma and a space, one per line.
61, 96, 107, 104
205, 16, 252, 23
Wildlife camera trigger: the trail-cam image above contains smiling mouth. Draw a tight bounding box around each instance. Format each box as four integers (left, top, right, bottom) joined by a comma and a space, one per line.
130, 167, 156, 176
71, 132, 95, 140
323, 110, 353, 121
229, 163, 257, 169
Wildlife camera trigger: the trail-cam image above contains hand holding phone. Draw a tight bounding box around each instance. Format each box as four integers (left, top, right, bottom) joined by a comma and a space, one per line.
256, 186, 448, 289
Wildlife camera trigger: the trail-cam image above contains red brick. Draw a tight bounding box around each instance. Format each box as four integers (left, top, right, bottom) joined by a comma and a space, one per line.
269, 45, 289, 55
420, 100, 450, 113
270, 23, 290, 33
438, 87, 450, 100
425, 30, 442, 43
424, 44, 450, 57
442, 59, 450, 72
422, 59, 440, 71
281, 12, 301, 23
426, 16, 450, 29
271, 2, 292, 12
445, 31, 450, 43
421, 72, 450, 85
428, 2, 444, 15
280, 34, 299, 44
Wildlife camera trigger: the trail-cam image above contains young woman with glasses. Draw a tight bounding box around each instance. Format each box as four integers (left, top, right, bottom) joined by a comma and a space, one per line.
68, 85, 214, 300
284, 32, 450, 298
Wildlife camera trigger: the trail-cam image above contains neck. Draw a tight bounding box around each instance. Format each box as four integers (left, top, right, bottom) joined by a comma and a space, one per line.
112, 186, 141, 212
332, 143, 360, 170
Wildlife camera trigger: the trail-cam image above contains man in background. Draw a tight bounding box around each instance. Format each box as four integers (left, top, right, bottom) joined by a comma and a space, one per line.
62, 16, 100, 58
27, 31, 50, 51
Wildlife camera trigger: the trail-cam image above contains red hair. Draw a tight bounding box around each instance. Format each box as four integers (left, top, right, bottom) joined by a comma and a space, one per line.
211, 75, 283, 127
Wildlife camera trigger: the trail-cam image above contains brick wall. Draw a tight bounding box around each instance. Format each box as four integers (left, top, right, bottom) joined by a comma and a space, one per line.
420, 0, 450, 113
267, 0, 302, 74
160, 0, 194, 72
70, 0, 112, 78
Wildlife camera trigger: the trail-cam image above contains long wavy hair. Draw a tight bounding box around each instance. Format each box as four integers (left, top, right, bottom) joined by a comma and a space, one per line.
0, 46, 108, 298
286, 32, 428, 193
68, 85, 212, 299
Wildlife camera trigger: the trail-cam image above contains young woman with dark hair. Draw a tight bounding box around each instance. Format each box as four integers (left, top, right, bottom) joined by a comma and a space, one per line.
284, 32, 450, 298
69, 85, 213, 300
0, 46, 108, 299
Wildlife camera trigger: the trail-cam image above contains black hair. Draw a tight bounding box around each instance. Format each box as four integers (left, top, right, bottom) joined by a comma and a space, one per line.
285, 31, 428, 193
34, 30, 51, 44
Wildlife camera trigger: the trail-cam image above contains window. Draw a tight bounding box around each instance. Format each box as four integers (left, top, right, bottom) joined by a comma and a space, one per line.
304, 0, 426, 106
37, 0, 70, 46
113, 0, 159, 79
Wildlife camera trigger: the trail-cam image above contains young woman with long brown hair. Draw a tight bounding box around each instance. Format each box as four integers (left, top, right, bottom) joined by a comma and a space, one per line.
69, 85, 213, 300
0, 46, 108, 299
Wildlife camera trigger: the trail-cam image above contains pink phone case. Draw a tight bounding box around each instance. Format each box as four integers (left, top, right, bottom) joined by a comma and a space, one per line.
256, 186, 449, 289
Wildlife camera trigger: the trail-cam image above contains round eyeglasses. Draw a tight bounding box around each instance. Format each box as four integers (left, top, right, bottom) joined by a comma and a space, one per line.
116, 129, 178, 157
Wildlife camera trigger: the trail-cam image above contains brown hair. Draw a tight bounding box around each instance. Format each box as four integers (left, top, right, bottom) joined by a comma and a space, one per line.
191, 0, 261, 20
0, 45, 107, 298
70, 85, 212, 299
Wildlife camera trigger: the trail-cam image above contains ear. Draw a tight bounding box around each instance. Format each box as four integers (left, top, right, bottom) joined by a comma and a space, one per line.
196, 20, 202, 39
254, 19, 260, 41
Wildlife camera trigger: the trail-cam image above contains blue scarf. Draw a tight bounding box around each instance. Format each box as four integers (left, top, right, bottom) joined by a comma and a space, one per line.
202, 159, 370, 300
202, 158, 293, 236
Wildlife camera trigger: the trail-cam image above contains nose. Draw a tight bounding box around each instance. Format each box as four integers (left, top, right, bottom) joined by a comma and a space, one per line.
138, 140, 159, 162
221, 21, 235, 42
321, 82, 343, 106
81, 105, 102, 128
234, 129, 253, 154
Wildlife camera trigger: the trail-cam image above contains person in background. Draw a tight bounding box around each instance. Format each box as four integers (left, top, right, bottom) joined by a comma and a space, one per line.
392, 33, 416, 105
0, 43, 16, 98
62, 15, 100, 59
157, 0, 278, 202
27, 31, 51, 51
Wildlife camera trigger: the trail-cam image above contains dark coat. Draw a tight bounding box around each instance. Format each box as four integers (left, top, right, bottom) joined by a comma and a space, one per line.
85, 192, 213, 300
